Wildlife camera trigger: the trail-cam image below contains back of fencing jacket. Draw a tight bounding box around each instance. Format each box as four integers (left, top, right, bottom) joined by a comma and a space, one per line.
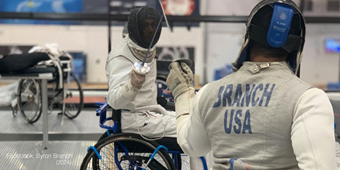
198, 62, 310, 169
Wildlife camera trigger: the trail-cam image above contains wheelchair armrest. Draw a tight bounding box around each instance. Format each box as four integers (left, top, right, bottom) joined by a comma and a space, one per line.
95, 102, 110, 116
95, 102, 120, 131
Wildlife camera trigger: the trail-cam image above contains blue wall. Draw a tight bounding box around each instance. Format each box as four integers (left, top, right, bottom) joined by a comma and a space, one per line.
0, 0, 82, 24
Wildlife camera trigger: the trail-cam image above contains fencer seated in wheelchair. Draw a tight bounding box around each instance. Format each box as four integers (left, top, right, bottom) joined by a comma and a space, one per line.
101, 41, 210, 170
81, 6, 211, 169
0, 44, 83, 123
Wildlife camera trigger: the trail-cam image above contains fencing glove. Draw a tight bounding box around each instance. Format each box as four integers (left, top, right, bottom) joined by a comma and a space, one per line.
167, 62, 194, 100
166, 61, 195, 118
131, 70, 145, 89
121, 70, 145, 101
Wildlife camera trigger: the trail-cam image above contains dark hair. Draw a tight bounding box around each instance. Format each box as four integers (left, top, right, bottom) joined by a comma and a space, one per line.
250, 5, 301, 59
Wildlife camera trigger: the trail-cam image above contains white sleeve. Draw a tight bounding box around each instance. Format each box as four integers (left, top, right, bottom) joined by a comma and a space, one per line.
106, 56, 135, 109
177, 85, 212, 157
291, 88, 336, 170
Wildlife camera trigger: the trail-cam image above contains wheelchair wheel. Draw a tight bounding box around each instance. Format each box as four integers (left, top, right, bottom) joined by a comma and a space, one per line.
97, 130, 114, 142
81, 133, 176, 170
63, 73, 84, 119
96, 131, 182, 170
17, 79, 42, 123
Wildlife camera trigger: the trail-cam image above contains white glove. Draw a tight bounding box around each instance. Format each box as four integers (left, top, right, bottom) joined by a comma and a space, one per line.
131, 70, 145, 89
166, 62, 194, 100
121, 70, 145, 101
167, 61, 195, 119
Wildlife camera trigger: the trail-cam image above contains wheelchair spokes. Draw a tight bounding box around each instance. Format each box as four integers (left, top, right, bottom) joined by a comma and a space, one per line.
17, 72, 83, 123
95, 143, 168, 170
18, 79, 42, 123
81, 135, 175, 170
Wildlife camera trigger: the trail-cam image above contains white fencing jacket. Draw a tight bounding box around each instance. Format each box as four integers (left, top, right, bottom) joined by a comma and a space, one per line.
106, 35, 169, 116
177, 62, 336, 170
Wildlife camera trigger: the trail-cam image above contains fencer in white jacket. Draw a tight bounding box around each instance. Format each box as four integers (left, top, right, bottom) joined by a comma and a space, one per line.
106, 33, 177, 138
105, 6, 212, 170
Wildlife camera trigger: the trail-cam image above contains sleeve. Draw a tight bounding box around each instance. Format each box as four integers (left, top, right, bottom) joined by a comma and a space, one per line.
106, 56, 136, 109
177, 84, 212, 157
291, 88, 336, 170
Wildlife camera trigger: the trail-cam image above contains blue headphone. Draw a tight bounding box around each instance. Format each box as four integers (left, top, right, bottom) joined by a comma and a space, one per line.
267, 4, 294, 48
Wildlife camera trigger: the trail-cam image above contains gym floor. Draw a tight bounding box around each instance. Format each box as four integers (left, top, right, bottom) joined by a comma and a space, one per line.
0, 109, 102, 170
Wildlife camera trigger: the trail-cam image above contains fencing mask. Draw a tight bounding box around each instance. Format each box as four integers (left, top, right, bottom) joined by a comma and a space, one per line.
128, 6, 162, 49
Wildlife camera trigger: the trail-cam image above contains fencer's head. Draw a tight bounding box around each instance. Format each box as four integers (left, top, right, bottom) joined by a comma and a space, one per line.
128, 6, 162, 49
233, 0, 306, 75
249, 4, 302, 60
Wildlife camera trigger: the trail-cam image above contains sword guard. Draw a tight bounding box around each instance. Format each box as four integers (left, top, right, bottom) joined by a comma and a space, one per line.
133, 61, 151, 75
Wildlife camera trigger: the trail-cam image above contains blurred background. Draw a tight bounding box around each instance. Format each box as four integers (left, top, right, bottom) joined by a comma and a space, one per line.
0, 0, 339, 89
0, 1, 340, 169
0, 0, 339, 109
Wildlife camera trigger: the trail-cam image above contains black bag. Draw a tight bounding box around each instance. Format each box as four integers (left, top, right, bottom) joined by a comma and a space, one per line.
0, 52, 50, 73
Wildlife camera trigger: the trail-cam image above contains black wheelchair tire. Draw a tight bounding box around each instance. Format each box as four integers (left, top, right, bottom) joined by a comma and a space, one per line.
97, 130, 113, 142
64, 73, 84, 119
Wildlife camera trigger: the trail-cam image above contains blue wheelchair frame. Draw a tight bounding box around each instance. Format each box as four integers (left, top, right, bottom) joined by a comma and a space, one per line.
88, 102, 208, 170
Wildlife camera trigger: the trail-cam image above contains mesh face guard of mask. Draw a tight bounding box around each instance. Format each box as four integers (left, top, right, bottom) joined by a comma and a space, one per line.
128, 6, 162, 49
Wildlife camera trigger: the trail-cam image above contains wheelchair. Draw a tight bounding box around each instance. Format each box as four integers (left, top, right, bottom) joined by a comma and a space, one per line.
80, 100, 208, 170
15, 52, 84, 123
